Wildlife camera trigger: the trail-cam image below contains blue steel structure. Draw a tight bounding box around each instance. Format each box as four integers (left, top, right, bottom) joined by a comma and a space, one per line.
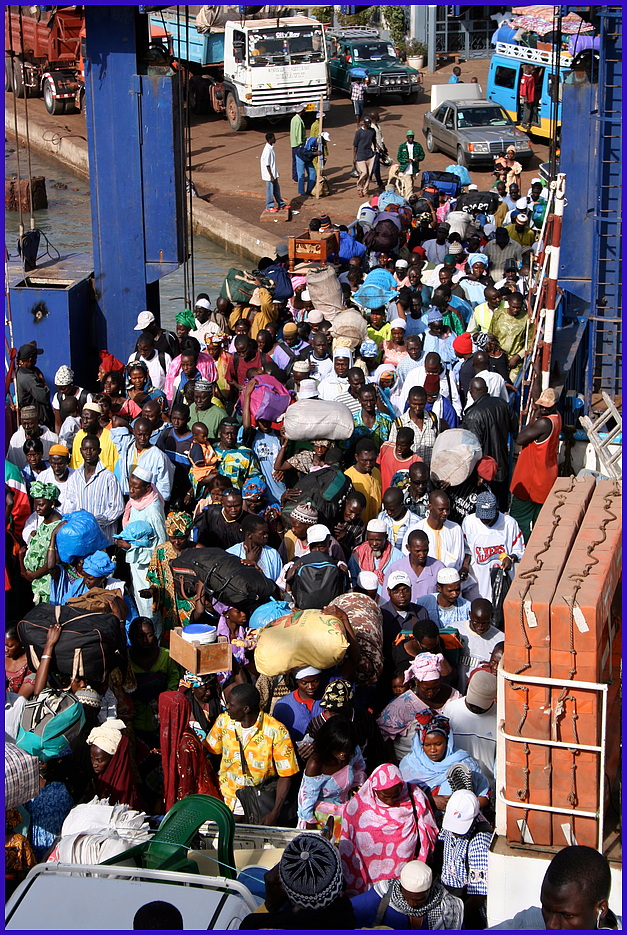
554, 5, 622, 414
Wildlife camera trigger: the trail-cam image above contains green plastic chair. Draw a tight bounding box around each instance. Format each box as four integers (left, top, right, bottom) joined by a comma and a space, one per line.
100, 795, 236, 878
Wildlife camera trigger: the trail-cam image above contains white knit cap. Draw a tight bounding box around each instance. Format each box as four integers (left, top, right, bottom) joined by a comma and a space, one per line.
399, 860, 433, 894
366, 519, 387, 534
357, 571, 379, 591
437, 567, 461, 585
131, 466, 153, 485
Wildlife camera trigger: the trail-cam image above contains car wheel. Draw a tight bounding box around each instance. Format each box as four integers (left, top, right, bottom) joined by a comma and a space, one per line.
426, 130, 438, 154
226, 91, 247, 131
457, 146, 468, 168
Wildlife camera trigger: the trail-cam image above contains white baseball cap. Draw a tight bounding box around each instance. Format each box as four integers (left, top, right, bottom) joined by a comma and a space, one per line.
442, 790, 480, 834
134, 310, 155, 331
387, 570, 412, 590
306, 523, 330, 544
297, 379, 319, 400
468, 183, 478, 191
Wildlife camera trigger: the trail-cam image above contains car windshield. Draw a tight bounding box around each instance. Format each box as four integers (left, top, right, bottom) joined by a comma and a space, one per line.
457, 106, 512, 128
354, 42, 396, 61
247, 26, 325, 65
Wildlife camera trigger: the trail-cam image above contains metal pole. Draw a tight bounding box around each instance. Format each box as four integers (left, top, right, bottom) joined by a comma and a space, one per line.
541, 172, 565, 390
315, 94, 324, 201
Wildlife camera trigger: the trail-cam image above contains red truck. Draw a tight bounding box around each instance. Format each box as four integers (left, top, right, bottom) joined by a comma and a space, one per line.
5, 5, 84, 114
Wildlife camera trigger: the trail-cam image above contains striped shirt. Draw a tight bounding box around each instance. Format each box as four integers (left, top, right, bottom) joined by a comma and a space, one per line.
63, 461, 125, 542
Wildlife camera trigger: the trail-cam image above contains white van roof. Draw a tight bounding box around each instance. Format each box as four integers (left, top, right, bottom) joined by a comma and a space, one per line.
430, 83, 483, 110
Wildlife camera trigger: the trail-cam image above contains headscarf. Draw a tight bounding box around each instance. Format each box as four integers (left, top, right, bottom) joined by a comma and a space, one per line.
399, 710, 488, 797
90, 729, 140, 809
359, 339, 379, 358
389, 318, 407, 330
48, 444, 70, 457
176, 307, 196, 330
320, 678, 354, 711
472, 331, 490, 351
179, 671, 210, 689
332, 347, 353, 363
404, 652, 444, 685
373, 364, 398, 388
279, 832, 344, 910
82, 550, 116, 578
86, 718, 126, 756
29, 481, 60, 502
339, 763, 438, 896
242, 476, 267, 500
99, 350, 125, 374
165, 512, 193, 537
468, 253, 488, 269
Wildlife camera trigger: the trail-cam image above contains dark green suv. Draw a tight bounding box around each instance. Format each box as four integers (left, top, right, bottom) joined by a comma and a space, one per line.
326, 28, 422, 102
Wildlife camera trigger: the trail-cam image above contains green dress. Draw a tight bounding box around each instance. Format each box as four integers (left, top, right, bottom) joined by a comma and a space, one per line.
23, 519, 63, 604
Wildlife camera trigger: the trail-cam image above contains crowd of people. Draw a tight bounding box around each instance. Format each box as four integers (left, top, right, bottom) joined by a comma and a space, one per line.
6, 138, 611, 931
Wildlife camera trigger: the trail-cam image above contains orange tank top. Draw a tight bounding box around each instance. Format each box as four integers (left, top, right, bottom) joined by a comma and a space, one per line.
510, 413, 562, 504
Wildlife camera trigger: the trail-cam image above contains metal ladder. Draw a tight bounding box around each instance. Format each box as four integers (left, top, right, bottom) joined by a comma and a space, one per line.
579, 390, 622, 479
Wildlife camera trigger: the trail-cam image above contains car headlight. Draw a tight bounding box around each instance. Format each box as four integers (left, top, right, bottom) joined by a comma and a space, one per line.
368, 76, 377, 85
471, 143, 489, 153
515, 139, 530, 150
383, 79, 390, 86
410, 74, 418, 83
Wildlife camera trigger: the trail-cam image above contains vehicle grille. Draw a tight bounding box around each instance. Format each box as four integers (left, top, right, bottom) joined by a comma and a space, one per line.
379, 71, 411, 88
251, 85, 328, 105
489, 141, 510, 154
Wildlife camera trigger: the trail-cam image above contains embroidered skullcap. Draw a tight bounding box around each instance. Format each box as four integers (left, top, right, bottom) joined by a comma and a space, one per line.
166, 512, 193, 537
437, 567, 460, 585
54, 366, 74, 386
30, 481, 60, 502
320, 678, 354, 711
20, 406, 39, 419
404, 652, 444, 684
427, 307, 443, 323
194, 378, 214, 392
279, 832, 344, 909
82, 551, 116, 578
290, 503, 318, 526
131, 466, 153, 485
75, 687, 101, 708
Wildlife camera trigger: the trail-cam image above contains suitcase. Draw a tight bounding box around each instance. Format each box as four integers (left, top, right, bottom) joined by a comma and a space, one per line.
421, 169, 462, 197
18, 604, 126, 682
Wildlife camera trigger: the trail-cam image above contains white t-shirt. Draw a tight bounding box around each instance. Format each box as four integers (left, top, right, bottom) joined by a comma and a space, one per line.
36, 466, 75, 513
445, 695, 497, 789
403, 517, 465, 570
51, 387, 92, 412
455, 619, 504, 691
463, 370, 509, 407
461, 512, 525, 600
261, 143, 278, 181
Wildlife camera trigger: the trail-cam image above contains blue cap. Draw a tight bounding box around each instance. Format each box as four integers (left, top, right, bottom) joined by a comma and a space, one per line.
427, 306, 443, 323
475, 491, 498, 520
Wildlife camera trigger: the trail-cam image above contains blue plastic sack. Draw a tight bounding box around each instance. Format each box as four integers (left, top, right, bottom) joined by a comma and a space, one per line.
444, 164, 472, 186
249, 599, 291, 630
57, 511, 109, 564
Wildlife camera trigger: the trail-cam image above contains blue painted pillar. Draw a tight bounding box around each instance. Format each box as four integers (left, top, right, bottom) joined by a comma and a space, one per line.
83, 6, 185, 366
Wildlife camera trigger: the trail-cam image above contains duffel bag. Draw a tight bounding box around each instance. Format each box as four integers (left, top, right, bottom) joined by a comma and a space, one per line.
170, 548, 276, 611
421, 169, 461, 198
254, 609, 349, 677
18, 604, 126, 683
283, 398, 354, 441
293, 465, 352, 527
219, 268, 257, 305
16, 688, 85, 762
240, 375, 292, 425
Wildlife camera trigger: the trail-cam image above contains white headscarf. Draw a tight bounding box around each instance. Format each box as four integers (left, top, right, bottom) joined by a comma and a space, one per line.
86, 719, 126, 756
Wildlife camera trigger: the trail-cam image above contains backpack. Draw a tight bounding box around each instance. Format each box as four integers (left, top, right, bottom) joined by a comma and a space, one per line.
294, 465, 352, 527
18, 603, 126, 683
16, 688, 85, 762
290, 552, 348, 611
170, 547, 276, 612
262, 263, 294, 302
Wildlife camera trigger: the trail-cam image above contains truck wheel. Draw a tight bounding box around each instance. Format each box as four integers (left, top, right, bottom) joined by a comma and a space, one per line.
407, 91, 419, 105
43, 77, 65, 115
189, 75, 210, 116
457, 146, 468, 168
426, 130, 438, 154
226, 91, 247, 131
5, 56, 13, 92
12, 59, 25, 98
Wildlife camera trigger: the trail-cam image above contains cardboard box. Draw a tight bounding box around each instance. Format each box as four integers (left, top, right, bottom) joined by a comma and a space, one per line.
169, 627, 232, 675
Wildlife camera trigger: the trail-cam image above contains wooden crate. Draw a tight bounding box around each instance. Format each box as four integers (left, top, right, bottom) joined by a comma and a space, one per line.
169, 627, 232, 675
287, 230, 338, 271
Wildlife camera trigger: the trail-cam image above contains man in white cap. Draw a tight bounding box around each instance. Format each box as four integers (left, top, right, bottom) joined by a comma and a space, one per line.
446, 670, 498, 791
317, 347, 353, 401
379, 567, 430, 683
455, 598, 504, 692
394, 258, 409, 286
51, 365, 92, 434
113, 415, 173, 501
296, 378, 319, 401
347, 518, 403, 592
439, 790, 492, 928
133, 310, 178, 359
284, 524, 349, 609
350, 859, 463, 928
416, 566, 471, 629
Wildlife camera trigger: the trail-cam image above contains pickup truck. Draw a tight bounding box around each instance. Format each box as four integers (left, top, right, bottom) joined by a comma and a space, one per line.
326, 27, 421, 102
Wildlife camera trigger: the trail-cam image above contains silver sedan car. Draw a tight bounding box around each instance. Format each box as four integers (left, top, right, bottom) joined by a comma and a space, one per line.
422, 99, 533, 168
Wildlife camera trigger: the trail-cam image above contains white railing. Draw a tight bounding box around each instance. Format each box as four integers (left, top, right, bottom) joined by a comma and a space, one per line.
495, 41, 572, 68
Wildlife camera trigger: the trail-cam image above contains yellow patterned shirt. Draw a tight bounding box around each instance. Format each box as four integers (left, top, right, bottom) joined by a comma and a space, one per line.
206, 711, 299, 810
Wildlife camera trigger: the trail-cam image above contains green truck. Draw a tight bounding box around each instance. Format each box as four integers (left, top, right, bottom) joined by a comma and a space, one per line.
326, 27, 422, 103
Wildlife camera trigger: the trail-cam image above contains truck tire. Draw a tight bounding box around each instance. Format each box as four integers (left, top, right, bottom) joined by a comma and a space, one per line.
456, 146, 468, 168
226, 91, 248, 131
425, 130, 438, 154
43, 77, 66, 115
406, 90, 419, 105
5, 56, 13, 92
12, 59, 25, 98
189, 75, 210, 116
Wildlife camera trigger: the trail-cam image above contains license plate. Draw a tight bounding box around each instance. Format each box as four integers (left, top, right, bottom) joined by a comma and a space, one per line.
305, 102, 316, 111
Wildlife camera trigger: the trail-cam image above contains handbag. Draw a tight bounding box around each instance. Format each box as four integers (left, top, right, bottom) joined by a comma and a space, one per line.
234, 731, 297, 825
